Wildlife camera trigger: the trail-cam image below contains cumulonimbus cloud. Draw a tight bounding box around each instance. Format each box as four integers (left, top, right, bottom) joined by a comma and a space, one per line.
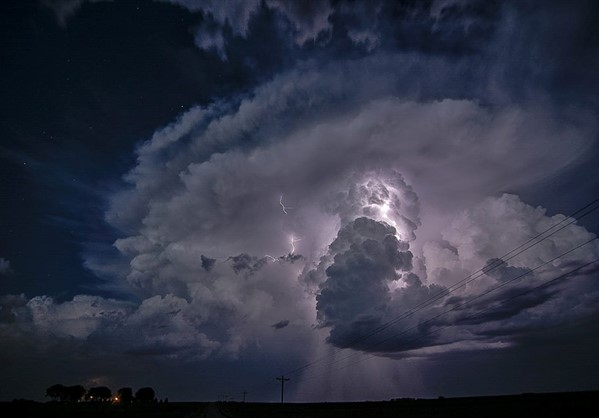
85, 52, 596, 360
8, 2, 599, 394
2, 49, 594, 364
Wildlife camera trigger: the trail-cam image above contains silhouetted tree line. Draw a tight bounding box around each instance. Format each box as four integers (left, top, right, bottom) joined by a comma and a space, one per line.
45, 384, 157, 403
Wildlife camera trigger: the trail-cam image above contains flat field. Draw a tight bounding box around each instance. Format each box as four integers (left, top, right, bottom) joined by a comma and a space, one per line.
2, 391, 596, 418
0, 401, 208, 418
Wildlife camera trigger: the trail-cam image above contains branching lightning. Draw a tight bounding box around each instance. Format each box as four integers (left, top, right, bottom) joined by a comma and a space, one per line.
265, 254, 279, 262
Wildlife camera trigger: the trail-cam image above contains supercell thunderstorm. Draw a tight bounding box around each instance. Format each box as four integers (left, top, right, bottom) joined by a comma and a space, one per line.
101, 83, 599, 365
2, 0, 599, 400
3, 82, 599, 400
3, 88, 599, 389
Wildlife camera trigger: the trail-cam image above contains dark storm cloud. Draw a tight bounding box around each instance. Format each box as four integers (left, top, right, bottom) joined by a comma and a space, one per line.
163, 0, 503, 59
316, 218, 414, 331
475, 262, 599, 332
41, 0, 599, 109
227, 253, 267, 275
482, 258, 533, 283
280, 253, 304, 263
451, 285, 561, 327
152, 0, 599, 111
149, 0, 331, 59
200, 254, 216, 271
271, 319, 289, 330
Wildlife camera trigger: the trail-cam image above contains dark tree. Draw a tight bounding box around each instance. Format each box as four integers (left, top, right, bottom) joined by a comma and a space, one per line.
135, 387, 156, 402
87, 386, 112, 402
46, 384, 68, 401
116, 387, 134, 404
66, 385, 86, 402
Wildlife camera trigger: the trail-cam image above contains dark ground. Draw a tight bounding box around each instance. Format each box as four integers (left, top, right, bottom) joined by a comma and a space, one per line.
220, 391, 598, 418
2, 391, 597, 418
0, 401, 209, 418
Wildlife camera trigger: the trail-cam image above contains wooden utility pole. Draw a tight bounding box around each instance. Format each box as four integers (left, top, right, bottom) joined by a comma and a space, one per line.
276, 375, 290, 403
242, 390, 247, 402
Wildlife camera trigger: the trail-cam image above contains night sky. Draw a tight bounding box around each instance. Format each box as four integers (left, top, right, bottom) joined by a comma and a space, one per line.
1, 0, 599, 403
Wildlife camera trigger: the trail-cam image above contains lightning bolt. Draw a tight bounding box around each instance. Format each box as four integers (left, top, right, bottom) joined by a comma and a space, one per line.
279, 194, 292, 215
289, 235, 301, 254
277, 194, 301, 256
265, 254, 279, 263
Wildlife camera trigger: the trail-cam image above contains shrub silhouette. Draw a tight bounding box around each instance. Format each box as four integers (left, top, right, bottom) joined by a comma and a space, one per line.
66, 385, 86, 402
116, 387, 134, 404
86, 386, 112, 402
46, 384, 86, 402
46, 384, 67, 402
135, 387, 155, 402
